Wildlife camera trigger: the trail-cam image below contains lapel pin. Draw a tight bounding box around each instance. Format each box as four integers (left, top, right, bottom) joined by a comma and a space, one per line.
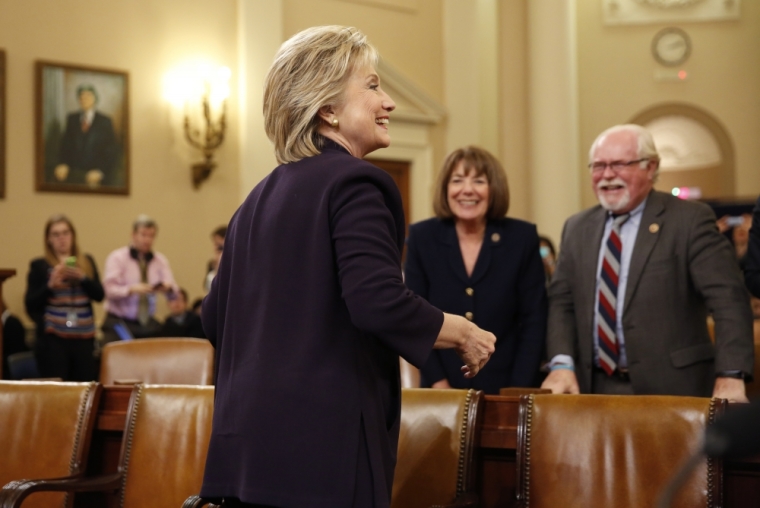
649, 223, 660, 233
491, 232, 501, 243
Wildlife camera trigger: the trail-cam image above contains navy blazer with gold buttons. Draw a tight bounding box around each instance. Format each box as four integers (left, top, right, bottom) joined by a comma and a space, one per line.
405, 217, 547, 393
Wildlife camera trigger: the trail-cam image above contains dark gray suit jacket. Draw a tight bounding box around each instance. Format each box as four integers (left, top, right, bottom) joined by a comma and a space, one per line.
547, 190, 753, 396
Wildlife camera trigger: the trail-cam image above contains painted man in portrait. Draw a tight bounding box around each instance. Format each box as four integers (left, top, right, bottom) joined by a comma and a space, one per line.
54, 84, 120, 188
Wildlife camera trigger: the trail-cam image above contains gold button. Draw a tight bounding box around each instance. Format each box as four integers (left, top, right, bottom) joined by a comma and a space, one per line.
465, 312, 473, 321
649, 223, 660, 233
491, 232, 501, 243
466, 287, 474, 296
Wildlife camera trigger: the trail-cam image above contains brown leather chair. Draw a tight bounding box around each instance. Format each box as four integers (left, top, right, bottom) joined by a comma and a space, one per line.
515, 394, 726, 508
186, 388, 484, 508
399, 357, 420, 388
391, 388, 483, 508
99, 338, 214, 385
1, 384, 214, 508
0, 381, 101, 508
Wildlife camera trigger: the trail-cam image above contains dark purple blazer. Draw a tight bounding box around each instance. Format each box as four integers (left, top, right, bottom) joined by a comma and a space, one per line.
200, 140, 443, 507
405, 218, 547, 393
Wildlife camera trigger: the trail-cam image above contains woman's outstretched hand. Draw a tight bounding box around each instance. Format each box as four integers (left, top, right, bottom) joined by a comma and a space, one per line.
434, 313, 496, 378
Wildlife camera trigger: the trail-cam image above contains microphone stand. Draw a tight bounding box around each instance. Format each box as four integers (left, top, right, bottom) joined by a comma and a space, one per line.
655, 448, 705, 508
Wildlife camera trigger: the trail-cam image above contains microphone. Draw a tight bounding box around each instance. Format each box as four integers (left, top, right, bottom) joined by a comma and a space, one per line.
703, 400, 760, 458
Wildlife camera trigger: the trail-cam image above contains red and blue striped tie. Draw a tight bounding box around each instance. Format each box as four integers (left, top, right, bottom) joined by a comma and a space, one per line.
597, 213, 630, 375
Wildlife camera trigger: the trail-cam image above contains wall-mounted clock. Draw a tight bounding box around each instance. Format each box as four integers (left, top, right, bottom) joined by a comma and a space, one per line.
652, 27, 692, 67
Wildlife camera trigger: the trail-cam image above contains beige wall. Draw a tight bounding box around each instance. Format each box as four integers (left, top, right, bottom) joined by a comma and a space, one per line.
499, 0, 530, 222
284, 0, 444, 105
576, 1, 760, 209
283, 0, 448, 207
3, 0, 758, 328
0, 0, 241, 326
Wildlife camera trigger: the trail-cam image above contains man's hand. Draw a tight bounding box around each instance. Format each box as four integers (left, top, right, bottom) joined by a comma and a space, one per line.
85, 169, 104, 188
153, 282, 175, 294
54, 164, 70, 181
713, 377, 749, 402
716, 215, 731, 234
129, 283, 154, 295
541, 368, 580, 394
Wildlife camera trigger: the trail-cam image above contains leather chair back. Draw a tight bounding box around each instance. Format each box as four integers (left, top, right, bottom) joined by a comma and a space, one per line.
0, 381, 101, 508
100, 338, 214, 385
516, 394, 725, 508
118, 384, 214, 508
399, 358, 420, 388
391, 388, 483, 508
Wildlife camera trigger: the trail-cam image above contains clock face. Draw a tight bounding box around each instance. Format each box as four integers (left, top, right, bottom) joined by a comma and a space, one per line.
652, 27, 691, 67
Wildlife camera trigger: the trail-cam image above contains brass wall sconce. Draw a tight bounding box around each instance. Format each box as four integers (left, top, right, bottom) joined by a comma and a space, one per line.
164, 64, 230, 189
185, 92, 226, 188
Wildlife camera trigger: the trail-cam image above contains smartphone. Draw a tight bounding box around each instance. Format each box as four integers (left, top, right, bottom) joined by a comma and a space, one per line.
726, 216, 745, 227
65, 256, 77, 267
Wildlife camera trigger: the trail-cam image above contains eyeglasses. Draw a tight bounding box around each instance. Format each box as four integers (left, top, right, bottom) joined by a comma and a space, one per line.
588, 159, 649, 174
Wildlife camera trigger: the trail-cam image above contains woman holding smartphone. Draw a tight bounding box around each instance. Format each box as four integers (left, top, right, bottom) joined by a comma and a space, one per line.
25, 214, 104, 380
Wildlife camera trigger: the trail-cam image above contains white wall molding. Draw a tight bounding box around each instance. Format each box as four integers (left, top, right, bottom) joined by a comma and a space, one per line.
378, 59, 446, 125
375, 122, 435, 223
528, 0, 581, 243
237, 0, 283, 202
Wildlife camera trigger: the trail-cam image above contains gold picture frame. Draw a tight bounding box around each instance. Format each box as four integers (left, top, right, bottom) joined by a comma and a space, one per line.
35, 60, 130, 195
0, 49, 6, 199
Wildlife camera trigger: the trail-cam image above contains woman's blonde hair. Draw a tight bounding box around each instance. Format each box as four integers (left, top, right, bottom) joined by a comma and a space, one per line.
263, 26, 378, 164
44, 214, 94, 279
433, 146, 510, 220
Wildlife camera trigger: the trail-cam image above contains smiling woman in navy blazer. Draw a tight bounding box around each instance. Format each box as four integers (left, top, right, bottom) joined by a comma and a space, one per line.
405, 146, 547, 394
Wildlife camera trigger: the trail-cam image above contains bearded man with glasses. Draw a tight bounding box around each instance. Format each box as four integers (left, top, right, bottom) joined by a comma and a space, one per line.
541, 124, 753, 400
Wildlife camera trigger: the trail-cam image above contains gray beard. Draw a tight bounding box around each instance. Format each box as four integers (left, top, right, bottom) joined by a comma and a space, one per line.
598, 189, 630, 212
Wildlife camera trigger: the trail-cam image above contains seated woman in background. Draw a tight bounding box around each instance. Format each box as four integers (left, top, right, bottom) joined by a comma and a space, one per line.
405, 146, 547, 394
25, 214, 104, 381
160, 287, 204, 338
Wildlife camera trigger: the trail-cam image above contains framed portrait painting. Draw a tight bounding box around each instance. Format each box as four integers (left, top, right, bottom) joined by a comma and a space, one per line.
0, 49, 5, 199
35, 61, 129, 195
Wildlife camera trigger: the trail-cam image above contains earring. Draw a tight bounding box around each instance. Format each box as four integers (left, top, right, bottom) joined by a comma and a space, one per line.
331, 118, 339, 128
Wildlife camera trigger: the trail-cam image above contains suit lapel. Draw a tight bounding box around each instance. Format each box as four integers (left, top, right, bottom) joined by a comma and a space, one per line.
440, 221, 470, 285
581, 207, 607, 334
468, 222, 498, 286
623, 191, 665, 315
